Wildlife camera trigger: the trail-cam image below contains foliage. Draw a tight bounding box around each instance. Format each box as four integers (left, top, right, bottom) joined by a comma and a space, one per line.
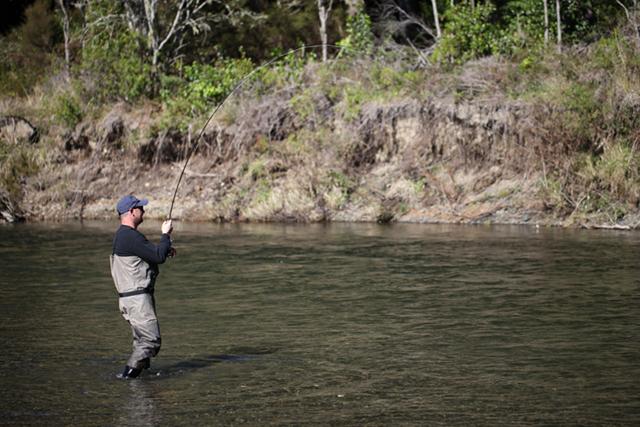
570, 143, 640, 220
561, 81, 601, 145
337, 11, 374, 56
163, 57, 255, 117
493, 0, 547, 55
0, 39, 28, 97
80, 1, 151, 101
558, 0, 624, 44
219, 0, 323, 61
433, 3, 498, 65
370, 64, 411, 94
0, 0, 58, 97
339, 84, 369, 121
0, 138, 40, 207
256, 48, 312, 90
52, 90, 83, 129
290, 88, 316, 121
324, 169, 354, 208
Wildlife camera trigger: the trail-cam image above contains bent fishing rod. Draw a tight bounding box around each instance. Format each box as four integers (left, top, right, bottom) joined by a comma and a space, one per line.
167, 44, 350, 220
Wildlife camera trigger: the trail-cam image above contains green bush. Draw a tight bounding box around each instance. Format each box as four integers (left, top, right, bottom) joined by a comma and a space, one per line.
560, 82, 602, 146
580, 144, 640, 200
255, 48, 312, 91
80, 1, 151, 101
0, 0, 57, 97
290, 88, 316, 121
162, 57, 254, 117
493, 0, 546, 56
54, 92, 83, 129
337, 11, 374, 57
84, 30, 151, 102
0, 139, 40, 209
433, 3, 498, 65
340, 84, 369, 121
0, 39, 41, 97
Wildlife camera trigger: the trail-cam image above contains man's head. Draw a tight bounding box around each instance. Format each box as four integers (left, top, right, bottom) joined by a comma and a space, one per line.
117, 195, 148, 228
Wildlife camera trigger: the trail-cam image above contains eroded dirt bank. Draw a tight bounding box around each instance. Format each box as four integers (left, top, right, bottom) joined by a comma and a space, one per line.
6, 92, 631, 229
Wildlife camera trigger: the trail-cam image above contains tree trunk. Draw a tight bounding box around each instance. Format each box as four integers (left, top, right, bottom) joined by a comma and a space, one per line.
555, 0, 562, 53
143, 0, 160, 95
543, 0, 549, 47
317, 0, 333, 62
616, 0, 640, 50
631, 0, 639, 50
431, 0, 441, 38
57, 0, 71, 81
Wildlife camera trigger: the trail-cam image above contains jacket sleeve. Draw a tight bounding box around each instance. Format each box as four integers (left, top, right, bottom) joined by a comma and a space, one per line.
132, 232, 172, 264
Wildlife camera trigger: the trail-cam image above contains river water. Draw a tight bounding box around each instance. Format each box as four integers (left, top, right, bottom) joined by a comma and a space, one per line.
0, 222, 638, 425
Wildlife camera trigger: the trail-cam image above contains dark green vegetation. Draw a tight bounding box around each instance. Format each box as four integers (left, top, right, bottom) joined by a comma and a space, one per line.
1, 0, 640, 225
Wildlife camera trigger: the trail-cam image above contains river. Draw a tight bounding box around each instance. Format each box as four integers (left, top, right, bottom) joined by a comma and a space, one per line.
0, 222, 638, 425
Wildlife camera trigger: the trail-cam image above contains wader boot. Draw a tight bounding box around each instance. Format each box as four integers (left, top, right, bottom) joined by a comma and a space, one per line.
122, 357, 150, 379
110, 255, 162, 377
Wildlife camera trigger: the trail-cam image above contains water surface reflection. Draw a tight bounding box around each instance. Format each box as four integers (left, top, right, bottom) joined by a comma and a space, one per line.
0, 222, 638, 425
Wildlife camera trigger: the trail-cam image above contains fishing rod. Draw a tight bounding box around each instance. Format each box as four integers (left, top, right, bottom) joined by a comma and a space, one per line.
167, 44, 350, 220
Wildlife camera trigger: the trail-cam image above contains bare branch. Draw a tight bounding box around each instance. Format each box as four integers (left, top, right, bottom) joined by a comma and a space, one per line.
616, 0, 640, 49
157, 0, 188, 55
376, 0, 436, 43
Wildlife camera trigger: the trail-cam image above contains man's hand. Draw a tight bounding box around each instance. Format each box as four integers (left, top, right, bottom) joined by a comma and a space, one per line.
162, 220, 173, 235
169, 247, 177, 258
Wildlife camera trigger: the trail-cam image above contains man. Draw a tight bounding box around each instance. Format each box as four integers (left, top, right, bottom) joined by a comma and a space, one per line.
110, 194, 175, 379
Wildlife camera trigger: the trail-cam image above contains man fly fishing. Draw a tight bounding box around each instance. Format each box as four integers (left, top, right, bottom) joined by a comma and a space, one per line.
110, 195, 175, 378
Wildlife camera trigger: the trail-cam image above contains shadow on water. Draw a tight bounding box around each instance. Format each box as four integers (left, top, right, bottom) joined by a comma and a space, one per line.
145, 347, 277, 379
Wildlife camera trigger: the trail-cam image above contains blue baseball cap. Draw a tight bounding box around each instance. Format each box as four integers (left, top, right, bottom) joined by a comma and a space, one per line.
116, 195, 148, 215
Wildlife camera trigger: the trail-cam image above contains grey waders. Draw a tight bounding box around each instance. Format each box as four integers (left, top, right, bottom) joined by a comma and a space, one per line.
110, 254, 162, 378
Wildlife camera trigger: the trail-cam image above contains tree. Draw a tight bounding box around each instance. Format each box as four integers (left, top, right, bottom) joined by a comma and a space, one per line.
121, 0, 213, 93
57, 0, 71, 81
616, 0, 640, 49
317, 0, 333, 62
555, 0, 562, 52
543, 0, 549, 47
431, 0, 441, 38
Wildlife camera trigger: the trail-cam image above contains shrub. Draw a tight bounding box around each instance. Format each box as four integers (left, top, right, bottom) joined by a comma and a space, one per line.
0, 138, 40, 216
337, 11, 374, 57
255, 48, 311, 91
54, 92, 83, 129
290, 88, 316, 121
580, 144, 640, 201
493, 0, 546, 56
162, 57, 254, 118
433, 3, 498, 65
560, 81, 601, 146
80, 1, 151, 102
340, 84, 368, 121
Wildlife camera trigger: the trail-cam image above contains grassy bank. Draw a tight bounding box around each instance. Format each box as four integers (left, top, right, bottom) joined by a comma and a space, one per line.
1, 20, 640, 226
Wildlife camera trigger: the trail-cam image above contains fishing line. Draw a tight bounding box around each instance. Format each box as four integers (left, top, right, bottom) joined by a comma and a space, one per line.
167, 44, 351, 220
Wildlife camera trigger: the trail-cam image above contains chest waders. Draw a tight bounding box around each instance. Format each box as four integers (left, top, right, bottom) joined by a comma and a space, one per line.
110, 254, 162, 377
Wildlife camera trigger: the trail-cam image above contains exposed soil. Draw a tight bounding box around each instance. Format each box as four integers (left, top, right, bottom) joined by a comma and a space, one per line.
3, 82, 638, 229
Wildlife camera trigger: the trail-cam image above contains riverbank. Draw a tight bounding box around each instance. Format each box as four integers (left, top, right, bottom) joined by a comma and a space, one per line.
2, 36, 640, 228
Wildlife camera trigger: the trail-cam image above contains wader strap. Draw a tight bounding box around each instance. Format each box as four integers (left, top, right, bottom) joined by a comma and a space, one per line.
118, 288, 153, 298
